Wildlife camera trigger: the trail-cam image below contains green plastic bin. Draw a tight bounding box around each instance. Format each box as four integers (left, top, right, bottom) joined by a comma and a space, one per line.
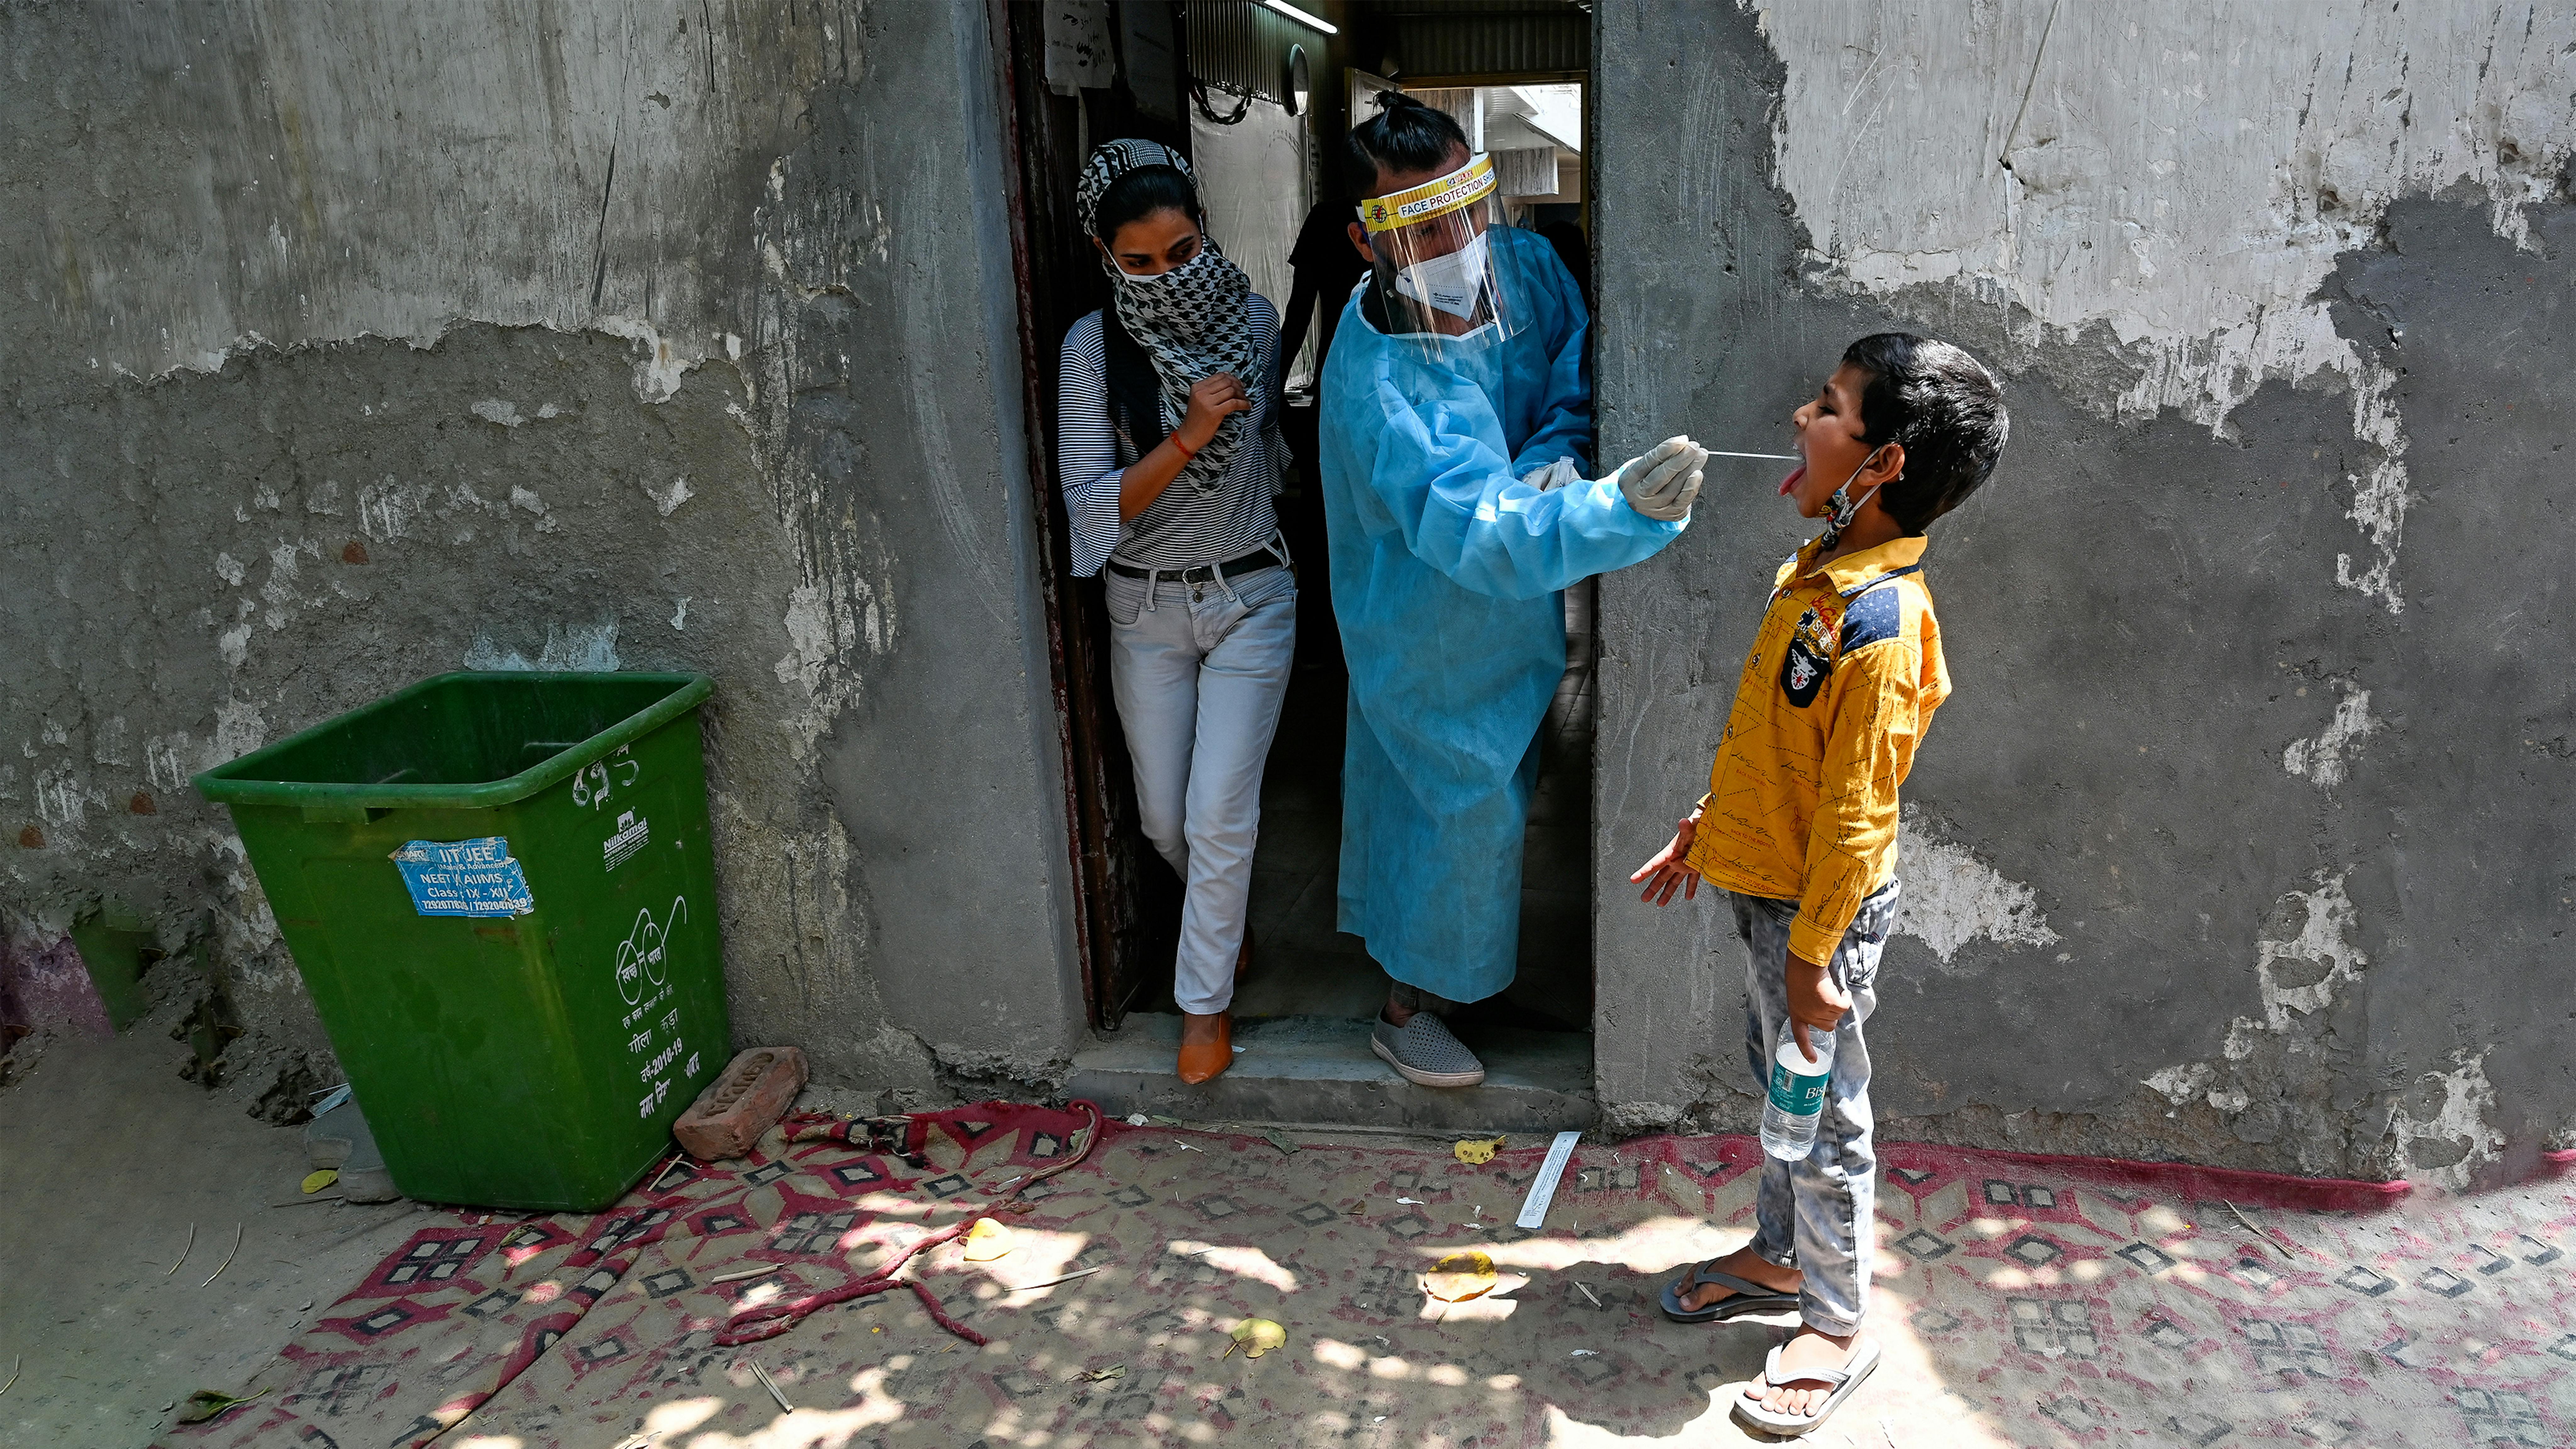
194, 671, 728, 1211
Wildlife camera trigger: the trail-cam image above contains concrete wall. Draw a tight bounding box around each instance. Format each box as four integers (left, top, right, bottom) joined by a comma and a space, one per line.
1595, 1, 2576, 1185
14, 0, 2573, 1189
1, 2, 1082, 1103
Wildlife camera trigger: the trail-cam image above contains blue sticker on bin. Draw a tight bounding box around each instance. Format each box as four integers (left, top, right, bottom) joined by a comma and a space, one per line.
391, 837, 536, 917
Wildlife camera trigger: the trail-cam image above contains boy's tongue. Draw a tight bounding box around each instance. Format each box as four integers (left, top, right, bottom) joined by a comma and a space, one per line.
1777, 464, 1804, 497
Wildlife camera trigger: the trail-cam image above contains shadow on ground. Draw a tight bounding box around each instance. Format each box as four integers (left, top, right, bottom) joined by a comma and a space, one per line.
11, 1068, 2542, 1449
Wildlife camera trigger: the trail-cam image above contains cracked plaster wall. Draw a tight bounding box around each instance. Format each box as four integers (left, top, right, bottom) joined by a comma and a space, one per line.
1595, 1, 2575, 1183
2, 2, 1081, 1101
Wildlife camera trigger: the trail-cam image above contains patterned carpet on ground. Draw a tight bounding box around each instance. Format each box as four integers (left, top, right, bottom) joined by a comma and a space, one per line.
160, 1101, 2576, 1449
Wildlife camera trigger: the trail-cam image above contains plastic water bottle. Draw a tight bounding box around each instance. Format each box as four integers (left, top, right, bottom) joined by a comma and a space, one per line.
1760, 1020, 1835, 1160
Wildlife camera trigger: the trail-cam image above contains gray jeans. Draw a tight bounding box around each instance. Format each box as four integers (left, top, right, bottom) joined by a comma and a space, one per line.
1732, 879, 1898, 1334
1105, 561, 1296, 1016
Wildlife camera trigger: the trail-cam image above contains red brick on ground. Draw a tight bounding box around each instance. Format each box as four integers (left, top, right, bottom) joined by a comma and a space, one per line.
672, 1046, 808, 1161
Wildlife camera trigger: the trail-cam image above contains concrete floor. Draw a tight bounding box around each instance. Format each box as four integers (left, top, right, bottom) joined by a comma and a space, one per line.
0, 1032, 434, 1449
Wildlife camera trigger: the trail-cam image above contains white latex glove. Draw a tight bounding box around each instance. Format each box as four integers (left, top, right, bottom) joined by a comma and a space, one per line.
1518, 456, 1584, 492
1611, 436, 1709, 522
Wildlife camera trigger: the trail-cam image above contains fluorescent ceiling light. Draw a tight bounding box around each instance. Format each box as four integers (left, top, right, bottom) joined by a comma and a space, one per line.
1263, 0, 1337, 35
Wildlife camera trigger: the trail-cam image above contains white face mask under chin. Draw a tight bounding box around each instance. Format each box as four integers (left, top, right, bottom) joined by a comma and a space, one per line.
1394, 230, 1491, 321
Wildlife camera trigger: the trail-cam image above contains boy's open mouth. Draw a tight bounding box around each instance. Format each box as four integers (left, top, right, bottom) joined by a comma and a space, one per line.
1778, 464, 1805, 497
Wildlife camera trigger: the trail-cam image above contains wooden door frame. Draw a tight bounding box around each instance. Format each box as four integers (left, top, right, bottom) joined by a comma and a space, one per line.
987, 0, 1194, 1032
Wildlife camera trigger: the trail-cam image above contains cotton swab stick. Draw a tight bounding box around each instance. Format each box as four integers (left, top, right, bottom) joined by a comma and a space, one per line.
1703, 450, 1800, 460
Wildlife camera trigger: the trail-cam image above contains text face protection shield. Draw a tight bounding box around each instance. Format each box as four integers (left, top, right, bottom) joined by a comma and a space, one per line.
1360, 154, 1521, 359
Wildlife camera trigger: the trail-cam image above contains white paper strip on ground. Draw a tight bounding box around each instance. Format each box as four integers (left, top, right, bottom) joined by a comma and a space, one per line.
1515, 1130, 1583, 1230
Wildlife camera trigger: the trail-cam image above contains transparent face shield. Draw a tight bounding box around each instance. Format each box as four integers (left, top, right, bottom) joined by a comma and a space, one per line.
1358, 154, 1522, 360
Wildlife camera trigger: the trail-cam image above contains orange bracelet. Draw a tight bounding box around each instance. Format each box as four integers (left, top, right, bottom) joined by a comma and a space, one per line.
1170, 433, 1200, 460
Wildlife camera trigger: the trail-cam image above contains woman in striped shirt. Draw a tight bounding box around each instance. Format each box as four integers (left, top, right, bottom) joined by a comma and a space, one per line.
1058, 140, 1291, 1085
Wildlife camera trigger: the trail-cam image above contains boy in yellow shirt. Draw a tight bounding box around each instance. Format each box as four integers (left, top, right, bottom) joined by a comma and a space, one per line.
1631, 332, 2008, 1436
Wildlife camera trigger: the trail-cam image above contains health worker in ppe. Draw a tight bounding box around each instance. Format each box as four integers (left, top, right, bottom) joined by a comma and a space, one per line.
1319, 92, 1709, 1087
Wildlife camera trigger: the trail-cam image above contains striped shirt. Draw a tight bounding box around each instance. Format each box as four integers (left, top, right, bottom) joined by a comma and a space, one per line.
1057, 296, 1283, 577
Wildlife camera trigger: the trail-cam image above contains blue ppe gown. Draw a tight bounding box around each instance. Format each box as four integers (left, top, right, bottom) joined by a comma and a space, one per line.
1318, 225, 1689, 1004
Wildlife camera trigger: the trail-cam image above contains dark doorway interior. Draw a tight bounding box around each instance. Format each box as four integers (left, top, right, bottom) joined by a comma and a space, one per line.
1000, 1, 1597, 1054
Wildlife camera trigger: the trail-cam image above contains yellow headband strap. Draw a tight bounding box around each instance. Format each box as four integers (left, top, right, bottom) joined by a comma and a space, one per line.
1359, 155, 1496, 234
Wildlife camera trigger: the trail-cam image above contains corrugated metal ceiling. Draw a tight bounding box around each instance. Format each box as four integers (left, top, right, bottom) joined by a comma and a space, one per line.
1186, 0, 1312, 108
1189, 1, 1591, 107
1382, 2, 1588, 80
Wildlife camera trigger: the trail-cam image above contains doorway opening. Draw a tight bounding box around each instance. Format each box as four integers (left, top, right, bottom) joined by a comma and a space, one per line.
997, 1, 1597, 1109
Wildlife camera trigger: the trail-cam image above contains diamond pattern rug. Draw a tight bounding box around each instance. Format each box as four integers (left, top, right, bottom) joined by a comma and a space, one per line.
157, 1103, 2576, 1448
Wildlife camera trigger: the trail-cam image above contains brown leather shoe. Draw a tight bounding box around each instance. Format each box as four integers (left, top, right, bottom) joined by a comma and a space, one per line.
1176, 1011, 1233, 1084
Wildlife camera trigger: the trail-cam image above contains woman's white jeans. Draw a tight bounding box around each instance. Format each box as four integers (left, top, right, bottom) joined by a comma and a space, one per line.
1105, 562, 1296, 1016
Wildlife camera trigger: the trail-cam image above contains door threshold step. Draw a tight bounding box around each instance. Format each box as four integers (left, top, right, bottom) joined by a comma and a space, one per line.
1064, 1013, 1593, 1134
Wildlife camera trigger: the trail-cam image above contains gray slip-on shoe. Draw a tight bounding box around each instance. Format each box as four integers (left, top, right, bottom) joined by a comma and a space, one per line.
1371, 1013, 1485, 1088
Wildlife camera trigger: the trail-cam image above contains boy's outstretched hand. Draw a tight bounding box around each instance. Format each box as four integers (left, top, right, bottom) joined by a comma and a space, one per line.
1785, 952, 1853, 1063
1631, 813, 1703, 906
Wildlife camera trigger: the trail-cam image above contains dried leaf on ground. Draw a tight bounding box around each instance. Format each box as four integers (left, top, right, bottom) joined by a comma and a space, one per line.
1453, 1135, 1505, 1165
1225, 1318, 1287, 1359
176, 1388, 269, 1424
301, 1169, 339, 1195
1423, 1250, 1499, 1302
1263, 1128, 1298, 1156
961, 1217, 1015, 1262
1077, 1365, 1125, 1382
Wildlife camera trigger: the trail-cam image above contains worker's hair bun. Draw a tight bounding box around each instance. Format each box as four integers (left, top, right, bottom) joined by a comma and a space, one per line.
1347, 90, 1470, 196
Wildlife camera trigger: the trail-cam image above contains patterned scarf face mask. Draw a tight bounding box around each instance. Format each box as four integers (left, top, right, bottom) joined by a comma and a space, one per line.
1077, 140, 1267, 495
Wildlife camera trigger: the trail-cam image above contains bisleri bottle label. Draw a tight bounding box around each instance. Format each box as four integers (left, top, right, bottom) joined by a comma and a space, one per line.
1768, 1059, 1828, 1116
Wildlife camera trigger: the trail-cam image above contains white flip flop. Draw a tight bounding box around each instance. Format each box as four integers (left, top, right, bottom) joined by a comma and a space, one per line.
1731, 1335, 1880, 1436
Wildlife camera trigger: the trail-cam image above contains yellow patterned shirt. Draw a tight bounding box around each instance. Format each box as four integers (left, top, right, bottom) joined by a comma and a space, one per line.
1683, 534, 1949, 964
